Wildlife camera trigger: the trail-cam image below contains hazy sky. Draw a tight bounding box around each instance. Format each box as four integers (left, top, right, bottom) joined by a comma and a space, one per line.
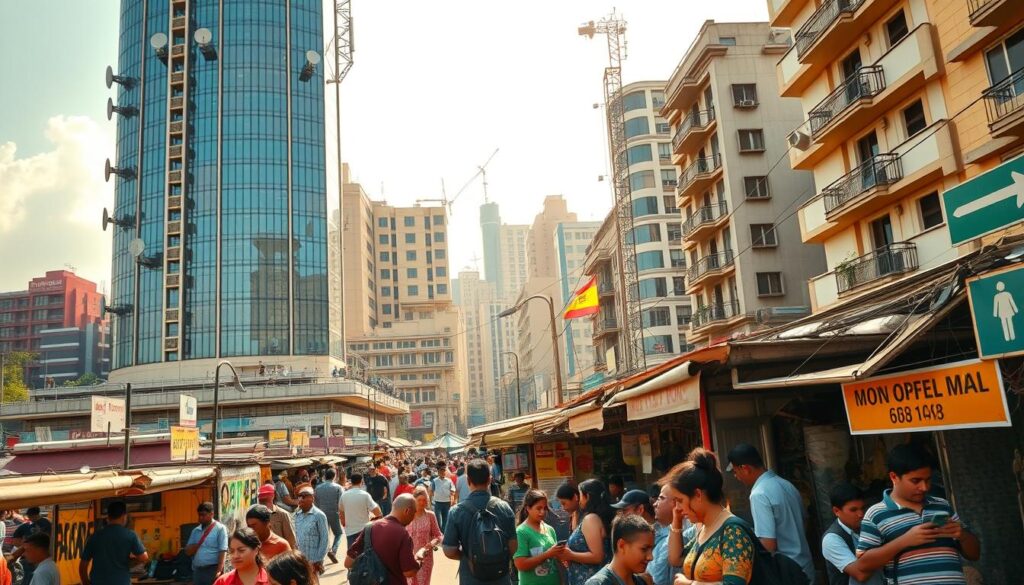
0, 0, 769, 292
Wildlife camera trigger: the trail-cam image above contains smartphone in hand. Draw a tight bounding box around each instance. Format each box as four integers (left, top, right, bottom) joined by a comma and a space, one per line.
922, 512, 950, 527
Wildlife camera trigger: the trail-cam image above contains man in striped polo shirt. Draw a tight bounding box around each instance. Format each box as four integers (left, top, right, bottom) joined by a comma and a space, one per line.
856, 443, 980, 584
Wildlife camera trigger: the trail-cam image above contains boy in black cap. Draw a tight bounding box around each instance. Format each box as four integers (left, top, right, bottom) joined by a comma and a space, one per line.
610, 490, 655, 524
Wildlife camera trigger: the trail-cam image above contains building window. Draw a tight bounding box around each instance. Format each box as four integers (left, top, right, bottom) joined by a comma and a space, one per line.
652, 91, 666, 109
438, 284, 448, 294
378, 218, 388, 227
676, 305, 692, 325
381, 286, 391, 296
436, 266, 447, 277
657, 143, 672, 160
919, 192, 944, 230
670, 249, 686, 268
629, 224, 662, 244
667, 223, 682, 242
624, 117, 650, 139
623, 91, 647, 112
750, 224, 778, 247
632, 196, 660, 217
738, 130, 765, 152
983, 28, 1024, 85
756, 272, 784, 296
405, 233, 416, 244
408, 286, 419, 296
404, 216, 415, 227
719, 36, 736, 46
627, 144, 653, 165
379, 234, 389, 244
903, 100, 927, 138
629, 170, 656, 191
731, 84, 758, 106
642, 307, 672, 327
655, 121, 671, 134
382, 304, 392, 315
406, 251, 417, 261
434, 215, 444, 225
636, 250, 664, 270
381, 269, 390, 279
660, 169, 677, 187
407, 268, 418, 278
380, 252, 390, 262
644, 335, 674, 355
744, 176, 770, 199
638, 278, 667, 299
435, 249, 446, 259
672, 276, 686, 296
885, 10, 909, 47
664, 196, 679, 214
434, 232, 445, 243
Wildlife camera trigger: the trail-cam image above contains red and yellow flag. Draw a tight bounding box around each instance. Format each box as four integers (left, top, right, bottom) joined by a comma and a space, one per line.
564, 277, 600, 320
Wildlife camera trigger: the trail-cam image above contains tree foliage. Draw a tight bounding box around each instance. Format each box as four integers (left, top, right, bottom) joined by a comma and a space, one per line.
63, 372, 101, 387
1, 351, 35, 403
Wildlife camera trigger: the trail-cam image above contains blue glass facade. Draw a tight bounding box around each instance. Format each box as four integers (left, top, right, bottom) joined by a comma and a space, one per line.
110, 0, 330, 370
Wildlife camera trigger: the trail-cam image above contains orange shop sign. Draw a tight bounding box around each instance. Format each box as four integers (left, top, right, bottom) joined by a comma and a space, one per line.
841, 359, 1011, 435
625, 375, 700, 421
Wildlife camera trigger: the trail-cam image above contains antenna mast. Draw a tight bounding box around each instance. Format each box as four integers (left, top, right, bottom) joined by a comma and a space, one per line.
579, 10, 645, 374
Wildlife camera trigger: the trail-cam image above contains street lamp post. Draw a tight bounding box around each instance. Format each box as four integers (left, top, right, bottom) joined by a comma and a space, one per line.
498, 294, 564, 406
502, 351, 522, 417
211, 360, 245, 463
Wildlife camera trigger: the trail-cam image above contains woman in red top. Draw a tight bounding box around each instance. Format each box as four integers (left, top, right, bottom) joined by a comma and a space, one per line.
214, 528, 270, 585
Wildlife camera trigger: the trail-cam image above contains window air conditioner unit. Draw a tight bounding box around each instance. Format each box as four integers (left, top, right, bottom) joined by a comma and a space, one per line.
788, 130, 810, 150
737, 99, 757, 108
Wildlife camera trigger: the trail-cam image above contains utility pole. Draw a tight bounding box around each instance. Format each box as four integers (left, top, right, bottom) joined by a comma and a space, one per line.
579, 12, 645, 374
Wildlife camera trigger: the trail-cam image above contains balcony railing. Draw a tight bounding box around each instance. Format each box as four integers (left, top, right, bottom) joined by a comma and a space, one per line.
678, 153, 722, 194
967, 0, 997, 20
687, 249, 735, 283
672, 107, 716, 150
682, 200, 729, 238
835, 242, 918, 293
822, 153, 903, 213
983, 68, 1024, 126
594, 317, 619, 335
808, 66, 884, 136
795, 0, 865, 58
692, 299, 742, 328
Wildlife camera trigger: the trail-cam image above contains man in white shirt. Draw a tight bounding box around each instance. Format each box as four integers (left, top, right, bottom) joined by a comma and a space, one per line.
431, 461, 456, 531
23, 532, 59, 585
339, 472, 382, 547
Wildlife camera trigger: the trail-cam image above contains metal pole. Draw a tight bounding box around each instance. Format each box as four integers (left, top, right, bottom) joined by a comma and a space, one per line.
123, 383, 132, 469
211, 364, 221, 463
503, 352, 521, 417
539, 296, 565, 406
1, 353, 6, 445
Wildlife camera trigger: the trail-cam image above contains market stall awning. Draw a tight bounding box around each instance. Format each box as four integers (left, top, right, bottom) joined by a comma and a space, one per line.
413, 431, 469, 451
467, 409, 561, 447
0, 466, 217, 509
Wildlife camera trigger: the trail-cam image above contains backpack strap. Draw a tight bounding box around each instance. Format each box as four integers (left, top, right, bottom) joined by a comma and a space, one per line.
362, 523, 374, 553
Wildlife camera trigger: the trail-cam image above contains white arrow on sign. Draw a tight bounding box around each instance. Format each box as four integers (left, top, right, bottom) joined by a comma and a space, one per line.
953, 171, 1024, 218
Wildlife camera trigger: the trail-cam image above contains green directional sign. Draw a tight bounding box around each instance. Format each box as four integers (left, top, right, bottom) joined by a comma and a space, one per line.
944, 154, 1024, 246
966, 263, 1024, 359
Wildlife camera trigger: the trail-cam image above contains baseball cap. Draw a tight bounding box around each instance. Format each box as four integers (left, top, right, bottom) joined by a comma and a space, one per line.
610, 489, 651, 509
258, 484, 276, 499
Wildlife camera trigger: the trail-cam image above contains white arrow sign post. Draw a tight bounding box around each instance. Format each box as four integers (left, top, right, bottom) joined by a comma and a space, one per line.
944, 156, 1024, 246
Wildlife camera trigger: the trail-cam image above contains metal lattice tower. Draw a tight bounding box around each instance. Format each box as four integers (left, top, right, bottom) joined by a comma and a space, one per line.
580, 12, 645, 374
326, 0, 354, 85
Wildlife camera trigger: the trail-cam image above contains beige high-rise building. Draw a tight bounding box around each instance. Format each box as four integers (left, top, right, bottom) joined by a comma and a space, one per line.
342, 167, 468, 437
662, 21, 826, 346
499, 224, 530, 301
452, 271, 506, 426
527, 196, 578, 279
554, 221, 602, 381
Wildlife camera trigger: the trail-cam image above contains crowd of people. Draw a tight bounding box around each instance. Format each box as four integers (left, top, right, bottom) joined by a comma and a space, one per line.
0, 439, 981, 585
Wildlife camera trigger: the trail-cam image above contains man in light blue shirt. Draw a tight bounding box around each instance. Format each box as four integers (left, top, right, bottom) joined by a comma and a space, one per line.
293, 485, 329, 572
455, 468, 472, 502
645, 485, 683, 585
727, 443, 815, 584
185, 502, 228, 585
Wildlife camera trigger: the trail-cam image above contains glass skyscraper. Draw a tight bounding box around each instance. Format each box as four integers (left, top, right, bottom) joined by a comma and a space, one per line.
107, 0, 341, 380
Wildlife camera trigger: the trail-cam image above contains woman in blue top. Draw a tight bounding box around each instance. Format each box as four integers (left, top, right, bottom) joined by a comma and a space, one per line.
562, 479, 615, 585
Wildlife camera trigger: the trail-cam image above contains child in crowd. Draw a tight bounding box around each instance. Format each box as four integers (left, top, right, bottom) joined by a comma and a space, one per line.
584, 514, 654, 585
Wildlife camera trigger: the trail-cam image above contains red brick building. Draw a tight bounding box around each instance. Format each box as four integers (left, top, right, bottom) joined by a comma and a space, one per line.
0, 270, 109, 386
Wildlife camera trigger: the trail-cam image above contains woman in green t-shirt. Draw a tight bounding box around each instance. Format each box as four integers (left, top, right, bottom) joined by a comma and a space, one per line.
514, 489, 567, 585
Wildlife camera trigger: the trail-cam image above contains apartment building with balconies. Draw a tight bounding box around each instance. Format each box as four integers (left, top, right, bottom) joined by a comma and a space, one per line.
768, 0, 1012, 311
663, 21, 824, 345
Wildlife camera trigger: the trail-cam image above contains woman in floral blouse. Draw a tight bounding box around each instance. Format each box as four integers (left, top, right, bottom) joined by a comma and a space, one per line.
663, 448, 754, 585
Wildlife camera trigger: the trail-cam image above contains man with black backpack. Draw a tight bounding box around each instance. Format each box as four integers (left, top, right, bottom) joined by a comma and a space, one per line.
443, 458, 518, 585
345, 494, 426, 585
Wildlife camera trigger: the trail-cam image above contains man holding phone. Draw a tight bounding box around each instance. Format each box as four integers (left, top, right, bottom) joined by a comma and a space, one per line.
856, 443, 981, 584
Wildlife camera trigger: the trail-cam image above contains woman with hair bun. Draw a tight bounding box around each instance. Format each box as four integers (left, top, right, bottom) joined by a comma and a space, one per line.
661, 448, 754, 585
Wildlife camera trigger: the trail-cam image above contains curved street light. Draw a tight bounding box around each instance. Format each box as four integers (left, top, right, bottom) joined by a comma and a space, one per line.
211, 360, 245, 463
497, 294, 564, 407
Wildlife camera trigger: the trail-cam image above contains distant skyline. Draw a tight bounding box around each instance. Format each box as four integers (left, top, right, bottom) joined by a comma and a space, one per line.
0, 0, 770, 291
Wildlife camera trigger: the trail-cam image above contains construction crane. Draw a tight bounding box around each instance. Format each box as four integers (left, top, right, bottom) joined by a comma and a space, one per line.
417, 148, 500, 213
579, 11, 645, 374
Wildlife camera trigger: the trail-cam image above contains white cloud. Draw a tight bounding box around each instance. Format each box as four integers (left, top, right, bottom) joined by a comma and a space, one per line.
0, 115, 114, 291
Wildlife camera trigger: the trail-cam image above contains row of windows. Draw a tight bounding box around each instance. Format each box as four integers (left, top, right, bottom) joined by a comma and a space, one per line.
378, 232, 446, 244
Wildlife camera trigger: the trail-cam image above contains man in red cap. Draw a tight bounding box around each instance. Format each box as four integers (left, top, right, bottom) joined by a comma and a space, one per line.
256, 483, 297, 549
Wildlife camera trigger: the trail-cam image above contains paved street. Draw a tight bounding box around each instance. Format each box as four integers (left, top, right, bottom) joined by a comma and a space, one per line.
318, 537, 461, 584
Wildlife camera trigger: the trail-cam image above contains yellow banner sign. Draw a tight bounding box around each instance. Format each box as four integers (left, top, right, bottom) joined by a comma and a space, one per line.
171, 426, 200, 462
535, 441, 573, 479
290, 430, 310, 447
841, 359, 1011, 434
268, 429, 288, 443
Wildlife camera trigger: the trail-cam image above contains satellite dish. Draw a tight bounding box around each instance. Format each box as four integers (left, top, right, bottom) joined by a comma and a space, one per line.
106, 97, 114, 120
104, 158, 113, 182
102, 208, 111, 231
105, 65, 114, 89
194, 28, 212, 45
128, 238, 146, 259
306, 50, 321, 65
151, 32, 168, 50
